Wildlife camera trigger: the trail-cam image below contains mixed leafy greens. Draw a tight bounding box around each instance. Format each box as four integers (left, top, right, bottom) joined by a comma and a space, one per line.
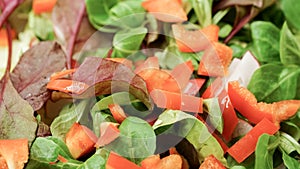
0, 0, 299, 169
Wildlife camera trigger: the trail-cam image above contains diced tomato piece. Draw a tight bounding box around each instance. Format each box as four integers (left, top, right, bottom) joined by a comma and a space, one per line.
108, 104, 127, 124
172, 24, 211, 53
199, 155, 226, 169
33, 0, 57, 14
95, 122, 120, 148
228, 81, 300, 124
227, 118, 279, 163
106, 152, 142, 169
138, 68, 180, 93
198, 42, 233, 77
134, 56, 159, 74
0, 28, 16, 47
150, 89, 203, 113
184, 78, 206, 96
142, 0, 187, 23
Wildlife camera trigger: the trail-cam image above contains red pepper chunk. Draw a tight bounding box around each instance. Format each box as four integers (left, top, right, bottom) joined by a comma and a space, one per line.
150, 89, 203, 113
227, 118, 279, 163
106, 152, 142, 169
228, 81, 300, 124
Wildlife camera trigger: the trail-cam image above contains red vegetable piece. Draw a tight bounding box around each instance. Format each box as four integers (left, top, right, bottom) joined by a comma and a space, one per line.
33, 0, 57, 14
198, 42, 233, 77
199, 155, 226, 169
150, 89, 203, 113
183, 78, 206, 96
142, 0, 187, 23
0, 139, 28, 169
95, 122, 120, 148
65, 122, 97, 159
172, 24, 210, 53
200, 24, 220, 42
134, 56, 159, 74
108, 104, 127, 124
46, 79, 89, 95
228, 81, 300, 124
138, 68, 180, 93
0, 28, 16, 47
171, 61, 194, 90
50, 69, 77, 81
106, 152, 142, 169
202, 78, 238, 141
227, 118, 279, 163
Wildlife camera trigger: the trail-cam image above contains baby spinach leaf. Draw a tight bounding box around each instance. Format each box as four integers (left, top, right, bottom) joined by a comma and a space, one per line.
10, 41, 66, 111
105, 116, 156, 164
26, 137, 107, 169
280, 22, 300, 66
109, 1, 145, 29
279, 132, 300, 154
250, 21, 280, 63
111, 27, 147, 58
90, 92, 134, 135
50, 99, 93, 141
247, 63, 300, 103
153, 110, 227, 165
280, 0, 300, 31
203, 98, 223, 133
0, 78, 37, 145
254, 134, 280, 169
282, 151, 300, 169
85, 0, 119, 31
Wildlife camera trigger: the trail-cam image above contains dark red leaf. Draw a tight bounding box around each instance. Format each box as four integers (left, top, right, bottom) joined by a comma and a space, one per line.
0, 77, 37, 144
52, 0, 98, 69
10, 41, 66, 111
51, 57, 152, 109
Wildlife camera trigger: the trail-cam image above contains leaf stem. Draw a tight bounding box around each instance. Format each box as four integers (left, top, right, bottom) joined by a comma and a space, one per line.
0, 0, 24, 29
66, 2, 86, 69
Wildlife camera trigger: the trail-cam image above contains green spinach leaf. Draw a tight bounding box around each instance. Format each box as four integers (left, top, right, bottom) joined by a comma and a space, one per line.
282, 151, 300, 169
280, 0, 300, 31
85, 0, 119, 31
279, 132, 300, 154
111, 27, 147, 58
105, 116, 156, 164
203, 98, 223, 133
50, 99, 93, 141
153, 110, 226, 165
280, 22, 300, 66
254, 134, 280, 169
247, 63, 300, 103
26, 137, 107, 169
250, 21, 280, 63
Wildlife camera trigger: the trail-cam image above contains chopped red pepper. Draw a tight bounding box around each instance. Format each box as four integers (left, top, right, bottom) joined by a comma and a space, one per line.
227, 118, 279, 163
142, 0, 187, 23
106, 152, 142, 169
150, 89, 203, 113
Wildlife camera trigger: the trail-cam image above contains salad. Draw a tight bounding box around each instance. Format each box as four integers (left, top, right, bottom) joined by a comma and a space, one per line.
0, 0, 300, 168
